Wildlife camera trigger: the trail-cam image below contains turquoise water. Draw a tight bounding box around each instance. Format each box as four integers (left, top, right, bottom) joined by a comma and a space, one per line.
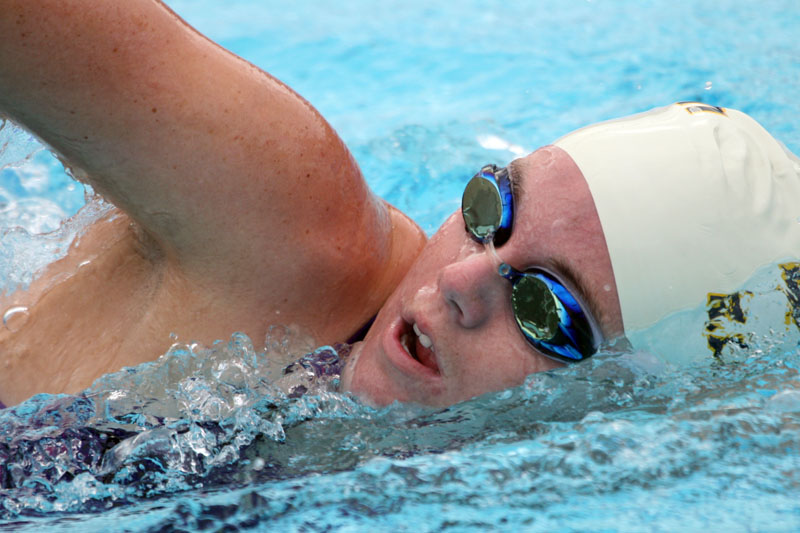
2, 0, 800, 531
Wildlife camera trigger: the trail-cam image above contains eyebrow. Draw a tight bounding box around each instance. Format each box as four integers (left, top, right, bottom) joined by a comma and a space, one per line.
507, 159, 525, 201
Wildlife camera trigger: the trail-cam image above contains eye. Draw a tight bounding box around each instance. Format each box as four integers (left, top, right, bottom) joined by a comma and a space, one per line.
503, 266, 599, 363
461, 164, 514, 247
462, 174, 505, 243
511, 274, 560, 341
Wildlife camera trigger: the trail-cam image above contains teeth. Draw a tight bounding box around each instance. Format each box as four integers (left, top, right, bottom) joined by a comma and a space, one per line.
419, 335, 433, 349
400, 333, 413, 356
413, 323, 433, 350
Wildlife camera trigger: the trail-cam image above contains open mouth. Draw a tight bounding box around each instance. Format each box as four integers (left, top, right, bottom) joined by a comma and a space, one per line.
399, 321, 440, 374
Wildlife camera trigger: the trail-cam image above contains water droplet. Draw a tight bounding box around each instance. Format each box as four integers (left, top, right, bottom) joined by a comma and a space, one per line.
603, 284, 612, 292
496, 389, 513, 400
704, 81, 713, 90
3, 306, 30, 332
169, 332, 179, 341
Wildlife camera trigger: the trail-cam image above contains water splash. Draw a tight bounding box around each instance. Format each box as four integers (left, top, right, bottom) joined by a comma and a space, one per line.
1, 310, 799, 528
1, 117, 107, 295
0, 119, 42, 172
0, 193, 110, 295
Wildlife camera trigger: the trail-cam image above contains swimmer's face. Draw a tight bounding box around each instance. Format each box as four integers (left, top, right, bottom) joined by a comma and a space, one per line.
341, 146, 624, 407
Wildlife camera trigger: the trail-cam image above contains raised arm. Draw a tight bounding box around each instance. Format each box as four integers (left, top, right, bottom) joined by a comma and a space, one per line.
0, 0, 425, 338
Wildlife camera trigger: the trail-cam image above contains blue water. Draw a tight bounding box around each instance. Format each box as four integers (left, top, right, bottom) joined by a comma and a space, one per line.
2, 0, 800, 531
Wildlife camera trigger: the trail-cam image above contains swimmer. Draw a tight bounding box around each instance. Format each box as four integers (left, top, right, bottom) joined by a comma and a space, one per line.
1, 1, 799, 408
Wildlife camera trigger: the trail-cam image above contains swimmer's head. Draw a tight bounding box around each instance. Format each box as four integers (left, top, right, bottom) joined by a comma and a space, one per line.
343, 144, 619, 407
342, 103, 800, 407
555, 102, 800, 331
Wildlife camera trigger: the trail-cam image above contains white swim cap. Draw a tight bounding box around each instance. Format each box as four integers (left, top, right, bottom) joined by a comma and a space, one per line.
555, 102, 800, 332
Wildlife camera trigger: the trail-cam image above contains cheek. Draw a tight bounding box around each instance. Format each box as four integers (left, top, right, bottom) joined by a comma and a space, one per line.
449, 319, 539, 390
404, 216, 482, 280
343, 339, 403, 405
454, 351, 538, 400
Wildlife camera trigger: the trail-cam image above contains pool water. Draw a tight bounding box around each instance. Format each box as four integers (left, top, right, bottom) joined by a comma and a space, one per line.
2, 0, 800, 531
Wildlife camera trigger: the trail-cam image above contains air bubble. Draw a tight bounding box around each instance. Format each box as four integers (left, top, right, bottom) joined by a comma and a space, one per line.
704, 81, 713, 90
3, 306, 30, 332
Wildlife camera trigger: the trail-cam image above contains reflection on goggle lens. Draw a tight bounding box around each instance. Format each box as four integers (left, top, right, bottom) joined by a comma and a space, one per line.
461, 165, 513, 245
461, 164, 598, 363
506, 267, 559, 341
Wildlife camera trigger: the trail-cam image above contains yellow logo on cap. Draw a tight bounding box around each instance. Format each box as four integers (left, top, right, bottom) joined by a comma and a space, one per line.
704, 262, 800, 358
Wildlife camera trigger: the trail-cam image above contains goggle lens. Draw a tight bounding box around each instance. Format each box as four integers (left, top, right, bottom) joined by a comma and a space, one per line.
461, 165, 513, 246
511, 275, 559, 341
462, 174, 503, 242
500, 263, 595, 362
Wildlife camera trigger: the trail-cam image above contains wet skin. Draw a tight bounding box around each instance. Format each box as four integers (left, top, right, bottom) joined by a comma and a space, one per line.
0, 1, 621, 408
341, 146, 625, 407
0, 0, 427, 405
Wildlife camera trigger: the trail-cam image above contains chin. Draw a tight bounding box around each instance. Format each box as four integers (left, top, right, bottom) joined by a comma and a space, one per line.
346, 367, 413, 406
341, 351, 434, 407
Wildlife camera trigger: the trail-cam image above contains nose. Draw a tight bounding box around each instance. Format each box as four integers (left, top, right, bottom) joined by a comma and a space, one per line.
437, 249, 507, 329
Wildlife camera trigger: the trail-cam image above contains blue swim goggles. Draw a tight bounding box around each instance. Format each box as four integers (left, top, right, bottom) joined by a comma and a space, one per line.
461, 164, 599, 363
